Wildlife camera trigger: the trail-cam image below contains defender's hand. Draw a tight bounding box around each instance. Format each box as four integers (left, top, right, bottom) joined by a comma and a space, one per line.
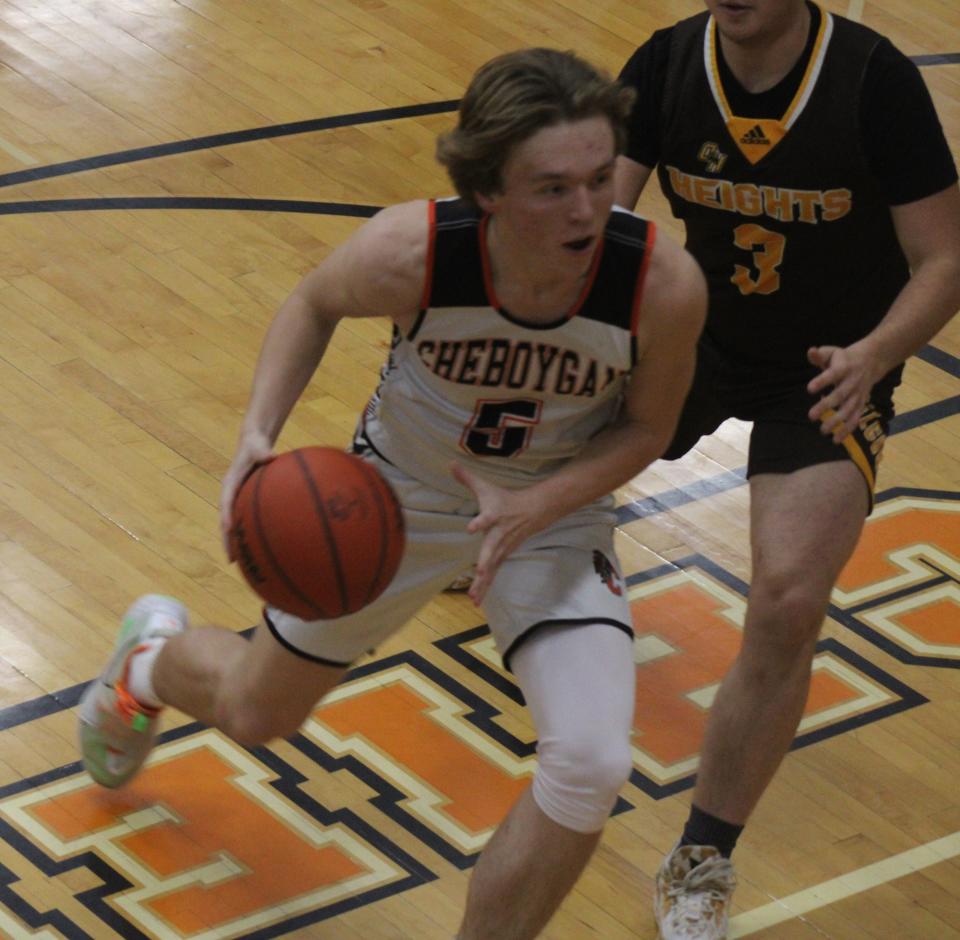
806, 342, 879, 444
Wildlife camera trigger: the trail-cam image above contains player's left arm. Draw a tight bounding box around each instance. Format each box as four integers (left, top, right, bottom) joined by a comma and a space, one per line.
808, 182, 960, 441
454, 235, 706, 603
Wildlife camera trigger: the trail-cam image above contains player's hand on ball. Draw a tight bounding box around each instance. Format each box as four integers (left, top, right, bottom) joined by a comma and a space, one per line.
221, 432, 276, 559
228, 447, 405, 618
450, 462, 552, 606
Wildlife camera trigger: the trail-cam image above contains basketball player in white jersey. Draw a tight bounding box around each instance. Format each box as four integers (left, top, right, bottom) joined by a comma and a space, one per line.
79, 48, 707, 939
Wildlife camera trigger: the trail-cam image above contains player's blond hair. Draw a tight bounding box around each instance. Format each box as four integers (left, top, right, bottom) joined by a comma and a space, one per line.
436, 47, 634, 205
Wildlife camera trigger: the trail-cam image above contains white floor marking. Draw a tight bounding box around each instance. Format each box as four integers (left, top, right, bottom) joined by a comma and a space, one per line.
728, 831, 960, 936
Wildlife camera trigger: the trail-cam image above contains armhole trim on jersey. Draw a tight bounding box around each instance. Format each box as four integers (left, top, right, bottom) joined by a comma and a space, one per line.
406, 308, 428, 341
566, 238, 606, 321
629, 220, 657, 337
418, 199, 438, 313
408, 200, 438, 342
478, 213, 498, 308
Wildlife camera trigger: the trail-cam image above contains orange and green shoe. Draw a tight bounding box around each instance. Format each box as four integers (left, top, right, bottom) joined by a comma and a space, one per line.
78, 594, 187, 788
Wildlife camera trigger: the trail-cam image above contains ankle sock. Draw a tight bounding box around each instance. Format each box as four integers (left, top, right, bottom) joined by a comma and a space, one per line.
125, 639, 167, 709
680, 804, 744, 858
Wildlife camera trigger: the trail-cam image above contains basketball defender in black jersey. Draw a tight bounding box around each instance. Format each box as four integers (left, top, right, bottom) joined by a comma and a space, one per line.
616, 2, 960, 937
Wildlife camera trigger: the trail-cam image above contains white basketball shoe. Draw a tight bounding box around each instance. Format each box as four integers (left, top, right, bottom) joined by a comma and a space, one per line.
78, 594, 187, 788
655, 843, 737, 939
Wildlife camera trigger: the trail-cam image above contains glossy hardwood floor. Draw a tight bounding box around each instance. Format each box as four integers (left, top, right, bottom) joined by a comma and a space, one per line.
0, 1, 957, 938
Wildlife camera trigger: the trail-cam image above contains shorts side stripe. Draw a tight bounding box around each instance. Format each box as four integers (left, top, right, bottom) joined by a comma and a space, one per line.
822, 407, 877, 492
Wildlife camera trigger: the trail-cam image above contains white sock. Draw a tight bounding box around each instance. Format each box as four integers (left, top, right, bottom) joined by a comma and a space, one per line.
125, 639, 167, 709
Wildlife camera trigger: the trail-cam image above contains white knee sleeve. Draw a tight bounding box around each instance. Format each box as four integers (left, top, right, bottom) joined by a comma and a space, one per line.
511, 623, 636, 833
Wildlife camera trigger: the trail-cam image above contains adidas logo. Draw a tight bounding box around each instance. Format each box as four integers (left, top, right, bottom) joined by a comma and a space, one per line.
740, 124, 770, 146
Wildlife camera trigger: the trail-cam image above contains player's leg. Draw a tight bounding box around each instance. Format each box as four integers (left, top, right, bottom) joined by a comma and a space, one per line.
691, 460, 868, 825
152, 617, 348, 744
656, 386, 891, 938
79, 464, 479, 788
77, 597, 367, 789
458, 527, 636, 940
79, 562, 461, 788
656, 460, 869, 938
458, 622, 636, 940
654, 368, 895, 936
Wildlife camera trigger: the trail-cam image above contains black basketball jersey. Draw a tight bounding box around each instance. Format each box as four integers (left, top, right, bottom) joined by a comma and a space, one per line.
358, 198, 656, 494
656, 6, 910, 369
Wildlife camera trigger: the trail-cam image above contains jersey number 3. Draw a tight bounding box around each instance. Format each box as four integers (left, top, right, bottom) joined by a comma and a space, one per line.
462, 399, 542, 457
731, 223, 786, 295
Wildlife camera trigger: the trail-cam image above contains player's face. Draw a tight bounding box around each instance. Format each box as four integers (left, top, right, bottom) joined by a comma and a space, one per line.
705, 0, 807, 45
477, 115, 616, 271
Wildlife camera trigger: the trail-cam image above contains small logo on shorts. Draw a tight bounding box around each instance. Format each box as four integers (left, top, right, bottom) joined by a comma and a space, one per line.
859, 405, 887, 461
593, 550, 623, 596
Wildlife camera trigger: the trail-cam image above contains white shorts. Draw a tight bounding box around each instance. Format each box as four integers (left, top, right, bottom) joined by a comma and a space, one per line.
265, 454, 634, 667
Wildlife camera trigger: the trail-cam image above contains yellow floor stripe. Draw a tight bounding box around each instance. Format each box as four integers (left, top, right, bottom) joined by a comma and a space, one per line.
729, 831, 960, 936
846, 0, 864, 20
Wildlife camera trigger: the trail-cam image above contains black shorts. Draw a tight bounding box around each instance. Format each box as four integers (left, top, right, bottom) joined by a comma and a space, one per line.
663, 339, 901, 507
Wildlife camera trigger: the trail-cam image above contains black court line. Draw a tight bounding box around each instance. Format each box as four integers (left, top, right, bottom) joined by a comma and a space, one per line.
0, 100, 460, 190
912, 53, 960, 66
889, 394, 960, 434
0, 196, 380, 217
0, 684, 84, 730
615, 468, 747, 523
916, 345, 960, 379
0, 48, 951, 192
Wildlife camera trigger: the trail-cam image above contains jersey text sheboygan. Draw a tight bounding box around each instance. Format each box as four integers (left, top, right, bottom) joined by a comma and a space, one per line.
416, 338, 627, 396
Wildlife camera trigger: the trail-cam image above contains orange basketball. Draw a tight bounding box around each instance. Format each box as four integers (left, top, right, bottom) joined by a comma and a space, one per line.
229, 447, 405, 619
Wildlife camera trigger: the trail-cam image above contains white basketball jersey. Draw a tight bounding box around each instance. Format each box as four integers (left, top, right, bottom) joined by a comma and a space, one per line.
355, 199, 657, 495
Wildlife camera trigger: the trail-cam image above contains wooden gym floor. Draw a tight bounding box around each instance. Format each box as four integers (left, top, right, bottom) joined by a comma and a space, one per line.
0, 1, 957, 938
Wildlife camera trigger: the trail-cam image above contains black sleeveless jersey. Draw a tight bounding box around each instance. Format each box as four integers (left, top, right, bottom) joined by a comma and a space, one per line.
655, 8, 911, 369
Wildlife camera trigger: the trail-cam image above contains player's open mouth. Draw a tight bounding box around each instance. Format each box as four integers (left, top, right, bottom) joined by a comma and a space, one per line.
563, 236, 594, 252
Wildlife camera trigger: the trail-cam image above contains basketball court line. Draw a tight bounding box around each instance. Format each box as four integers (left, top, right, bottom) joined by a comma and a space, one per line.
916, 345, 960, 378
913, 53, 960, 66
0, 48, 954, 193
0, 196, 379, 218
728, 830, 960, 936
846, 0, 864, 22
0, 100, 459, 190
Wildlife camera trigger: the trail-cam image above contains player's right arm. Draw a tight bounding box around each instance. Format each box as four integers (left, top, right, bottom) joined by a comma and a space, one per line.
220, 200, 429, 550
614, 29, 670, 210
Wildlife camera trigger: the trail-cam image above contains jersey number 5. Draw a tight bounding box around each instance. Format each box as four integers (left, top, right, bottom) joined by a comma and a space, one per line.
731, 223, 786, 295
462, 399, 542, 457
